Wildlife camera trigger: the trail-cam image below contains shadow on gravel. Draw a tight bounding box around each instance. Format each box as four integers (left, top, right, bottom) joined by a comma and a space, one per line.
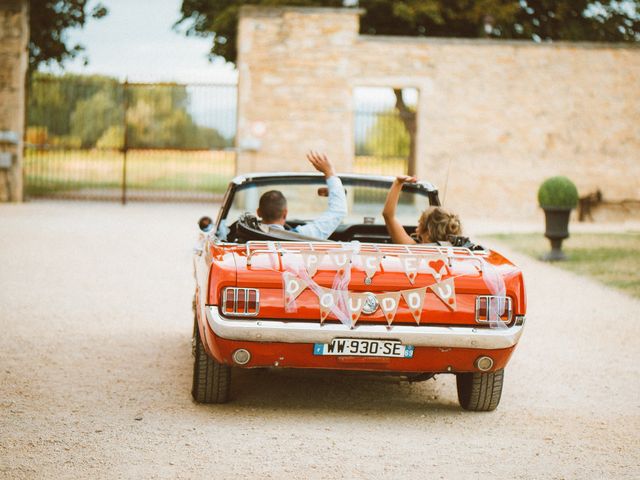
216, 367, 461, 415
78, 330, 460, 417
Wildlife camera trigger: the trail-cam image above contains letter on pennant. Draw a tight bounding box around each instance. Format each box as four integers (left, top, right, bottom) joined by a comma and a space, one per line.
361, 253, 382, 282
429, 277, 457, 310
300, 251, 324, 277
282, 272, 307, 306
329, 251, 352, 275
401, 287, 427, 324
400, 255, 420, 284
375, 292, 401, 326
346, 293, 367, 326
317, 287, 340, 324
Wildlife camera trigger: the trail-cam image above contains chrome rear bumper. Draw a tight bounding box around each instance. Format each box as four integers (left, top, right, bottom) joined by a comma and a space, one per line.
206, 306, 525, 350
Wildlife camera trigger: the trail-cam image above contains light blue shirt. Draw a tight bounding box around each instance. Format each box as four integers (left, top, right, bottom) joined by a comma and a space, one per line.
265, 176, 347, 240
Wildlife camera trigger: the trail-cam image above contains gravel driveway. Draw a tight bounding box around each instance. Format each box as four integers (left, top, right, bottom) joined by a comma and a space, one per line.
1, 202, 639, 479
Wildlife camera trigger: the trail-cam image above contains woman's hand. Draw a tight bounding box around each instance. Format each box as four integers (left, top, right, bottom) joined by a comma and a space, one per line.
394, 175, 417, 184
382, 174, 418, 245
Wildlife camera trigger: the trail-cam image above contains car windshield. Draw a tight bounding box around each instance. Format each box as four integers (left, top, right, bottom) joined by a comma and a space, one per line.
222, 176, 436, 227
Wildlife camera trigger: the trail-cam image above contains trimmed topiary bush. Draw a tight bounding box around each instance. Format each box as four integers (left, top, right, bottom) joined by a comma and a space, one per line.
538, 176, 579, 210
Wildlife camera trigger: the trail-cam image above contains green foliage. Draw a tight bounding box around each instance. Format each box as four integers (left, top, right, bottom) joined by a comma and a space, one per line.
177, 0, 640, 65
71, 90, 123, 148
96, 126, 124, 149
537, 176, 579, 209
363, 110, 410, 158
177, 0, 343, 64
27, 72, 232, 150
28, 72, 121, 138
29, 0, 108, 71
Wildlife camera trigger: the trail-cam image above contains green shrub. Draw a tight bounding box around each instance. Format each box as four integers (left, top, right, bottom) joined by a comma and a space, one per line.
538, 176, 579, 209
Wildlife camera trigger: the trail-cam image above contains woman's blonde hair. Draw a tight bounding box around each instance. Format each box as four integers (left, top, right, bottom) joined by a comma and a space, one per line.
417, 207, 462, 243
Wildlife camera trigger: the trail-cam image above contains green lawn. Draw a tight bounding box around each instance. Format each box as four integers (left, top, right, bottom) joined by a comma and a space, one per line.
24, 151, 405, 199
24, 148, 236, 197
486, 233, 640, 298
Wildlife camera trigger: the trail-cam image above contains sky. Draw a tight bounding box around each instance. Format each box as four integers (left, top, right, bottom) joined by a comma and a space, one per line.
39, 0, 408, 137
42, 0, 237, 83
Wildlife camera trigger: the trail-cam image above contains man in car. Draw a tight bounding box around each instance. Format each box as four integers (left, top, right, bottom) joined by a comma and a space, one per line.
257, 152, 347, 240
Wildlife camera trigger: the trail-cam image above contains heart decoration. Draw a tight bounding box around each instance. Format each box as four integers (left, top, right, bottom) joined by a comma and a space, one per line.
425, 255, 448, 280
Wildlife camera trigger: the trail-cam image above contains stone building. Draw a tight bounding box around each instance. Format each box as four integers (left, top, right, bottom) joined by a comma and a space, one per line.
236, 6, 640, 220
0, 0, 28, 202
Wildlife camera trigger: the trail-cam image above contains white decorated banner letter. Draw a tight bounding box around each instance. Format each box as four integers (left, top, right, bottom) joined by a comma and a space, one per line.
346, 293, 367, 326
329, 252, 352, 276
361, 253, 382, 282
429, 277, 457, 310
282, 272, 307, 306
317, 287, 339, 324
401, 287, 427, 324
375, 292, 401, 326
300, 251, 324, 277
400, 255, 420, 284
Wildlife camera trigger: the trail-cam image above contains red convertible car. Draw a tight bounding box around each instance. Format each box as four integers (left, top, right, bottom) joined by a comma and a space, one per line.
192, 173, 526, 411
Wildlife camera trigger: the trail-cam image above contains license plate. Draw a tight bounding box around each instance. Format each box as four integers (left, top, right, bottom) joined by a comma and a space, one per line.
313, 339, 414, 358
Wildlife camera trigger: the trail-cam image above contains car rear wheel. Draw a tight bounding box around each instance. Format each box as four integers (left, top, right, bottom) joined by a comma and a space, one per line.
456, 369, 504, 411
192, 320, 231, 404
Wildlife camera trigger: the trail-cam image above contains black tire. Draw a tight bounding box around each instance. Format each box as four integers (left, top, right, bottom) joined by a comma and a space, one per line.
192, 321, 231, 404
456, 369, 504, 411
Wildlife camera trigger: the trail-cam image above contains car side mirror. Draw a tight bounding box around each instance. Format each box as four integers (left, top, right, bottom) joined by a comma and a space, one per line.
198, 216, 213, 233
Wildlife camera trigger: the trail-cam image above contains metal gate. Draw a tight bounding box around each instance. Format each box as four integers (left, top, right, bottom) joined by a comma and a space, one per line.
25, 75, 237, 202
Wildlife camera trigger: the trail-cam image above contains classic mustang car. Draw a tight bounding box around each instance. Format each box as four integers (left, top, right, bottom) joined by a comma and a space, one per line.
192, 173, 526, 411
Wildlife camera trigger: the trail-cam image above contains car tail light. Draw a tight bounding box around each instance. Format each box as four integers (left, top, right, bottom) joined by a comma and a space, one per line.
222, 287, 259, 316
475, 295, 512, 324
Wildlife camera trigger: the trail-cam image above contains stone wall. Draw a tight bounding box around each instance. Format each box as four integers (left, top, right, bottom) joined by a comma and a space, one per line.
236, 6, 640, 221
0, 0, 28, 202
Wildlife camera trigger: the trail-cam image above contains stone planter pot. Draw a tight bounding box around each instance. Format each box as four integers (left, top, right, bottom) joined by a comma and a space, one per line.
542, 208, 571, 261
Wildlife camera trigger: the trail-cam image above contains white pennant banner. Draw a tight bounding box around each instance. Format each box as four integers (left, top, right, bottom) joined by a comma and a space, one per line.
282, 272, 308, 306
400, 255, 421, 284
361, 253, 383, 282
300, 251, 325, 277
375, 292, 401, 326
429, 277, 457, 310
423, 255, 448, 280
401, 287, 427, 324
328, 251, 352, 276
317, 286, 340, 324
346, 292, 367, 326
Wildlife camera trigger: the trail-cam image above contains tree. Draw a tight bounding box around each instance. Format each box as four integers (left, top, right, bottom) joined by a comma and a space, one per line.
28, 0, 108, 71
177, 0, 639, 174
71, 89, 122, 147
177, 1, 640, 67
364, 109, 411, 158
28, 73, 232, 149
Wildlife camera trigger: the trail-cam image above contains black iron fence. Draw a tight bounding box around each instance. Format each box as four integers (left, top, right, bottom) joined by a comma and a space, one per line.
353, 89, 414, 179
25, 77, 413, 202
25, 75, 237, 202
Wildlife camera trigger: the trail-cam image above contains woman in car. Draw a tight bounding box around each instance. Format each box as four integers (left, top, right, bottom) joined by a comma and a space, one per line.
382, 175, 462, 245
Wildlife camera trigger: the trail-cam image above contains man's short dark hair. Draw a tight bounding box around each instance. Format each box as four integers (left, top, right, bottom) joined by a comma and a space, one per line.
259, 190, 287, 223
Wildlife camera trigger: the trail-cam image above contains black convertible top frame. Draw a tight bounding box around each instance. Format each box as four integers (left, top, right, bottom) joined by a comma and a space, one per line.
216, 172, 441, 231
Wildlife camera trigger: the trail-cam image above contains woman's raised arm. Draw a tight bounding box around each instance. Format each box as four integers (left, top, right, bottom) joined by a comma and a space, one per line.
382, 175, 417, 245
